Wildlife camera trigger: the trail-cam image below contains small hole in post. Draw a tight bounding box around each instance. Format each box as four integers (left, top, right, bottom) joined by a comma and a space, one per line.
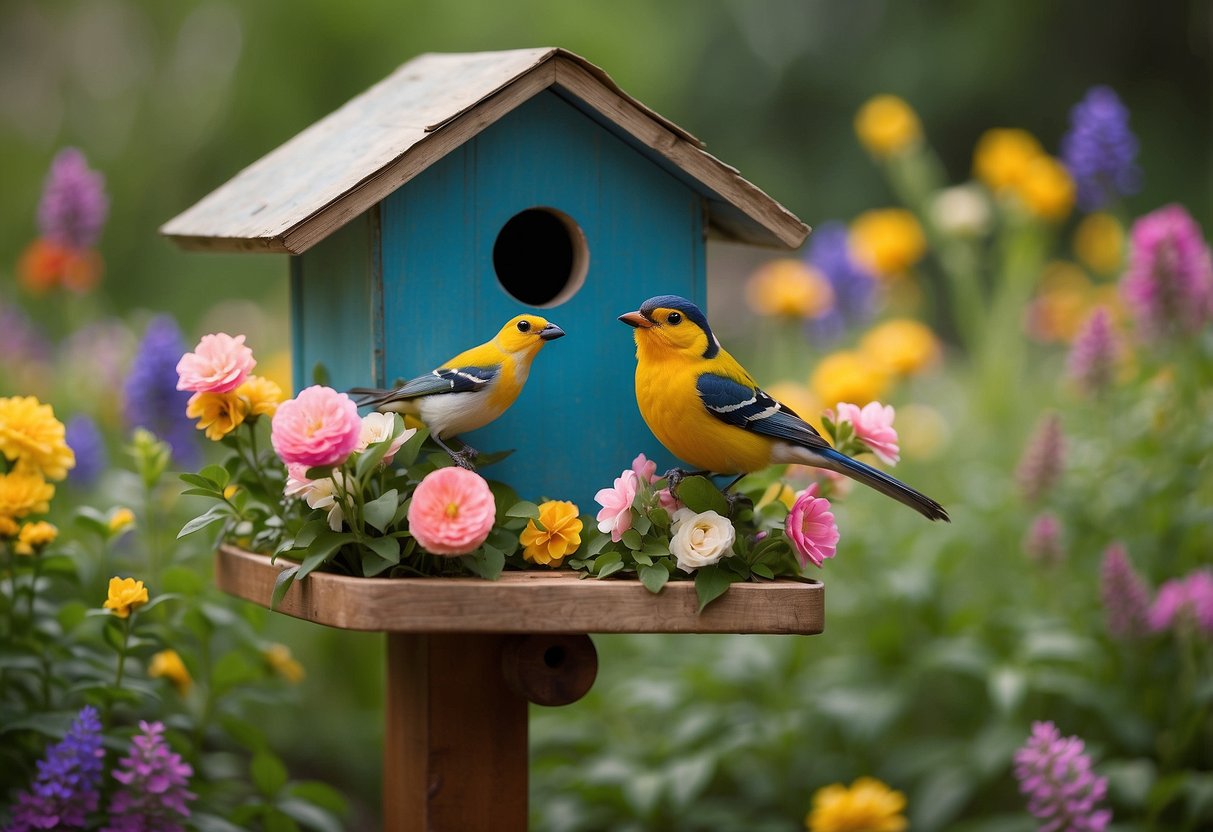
493, 207, 588, 307
543, 645, 566, 669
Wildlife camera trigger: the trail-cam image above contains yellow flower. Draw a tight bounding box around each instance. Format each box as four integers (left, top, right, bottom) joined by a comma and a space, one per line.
1025, 261, 1095, 343
107, 507, 136, 536
14, 520, 58, 556
849, 209, 927, 279
806, 777, 908, 832
0, 515, 19, 537
973, 128, 1043, 192
809, 351, 890, 408
265, 643, 305, 683
0, 396, 75, 481
854, 94, 922, 158
237, 374, 284, 418
520, 500, 583, 567
103, 576, 149, 619
223, 485, 239, 500
0, 464, 56, 519
1073, 212, 1125, 274
766, 382, 824, 434
1016, 155, 1075, 222
148, 649, 193, 694
860, 318, 941, 376
260, 350, 294, 397
755, 482, 796, 512
186, 391, 249, 441
746, 260, 835, 319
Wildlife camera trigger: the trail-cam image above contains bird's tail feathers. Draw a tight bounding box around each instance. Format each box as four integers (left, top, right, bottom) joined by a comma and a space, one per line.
346, 387, 420, 416
791, 445, 949, 522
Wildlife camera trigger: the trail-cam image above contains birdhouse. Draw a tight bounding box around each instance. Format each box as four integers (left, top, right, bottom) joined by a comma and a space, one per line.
161, 46, 808, 513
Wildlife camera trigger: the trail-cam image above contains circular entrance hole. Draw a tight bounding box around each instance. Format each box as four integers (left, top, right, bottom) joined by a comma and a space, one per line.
493, 207, 588, 307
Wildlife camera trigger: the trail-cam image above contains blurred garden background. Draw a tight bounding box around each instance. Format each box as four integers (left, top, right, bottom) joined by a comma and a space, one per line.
2, 1, 1212, 830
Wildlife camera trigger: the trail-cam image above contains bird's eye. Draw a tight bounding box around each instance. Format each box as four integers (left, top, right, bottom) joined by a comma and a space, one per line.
667, 311, 682, 325
517, 320, 531, 333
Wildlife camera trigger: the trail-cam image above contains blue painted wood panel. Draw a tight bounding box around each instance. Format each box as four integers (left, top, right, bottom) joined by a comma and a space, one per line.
377, 91, 705, 509
291, 211, 377, 394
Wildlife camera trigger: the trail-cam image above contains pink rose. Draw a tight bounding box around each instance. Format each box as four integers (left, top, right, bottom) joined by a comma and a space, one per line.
832, 401, 900, 465
595, 470, 639, 543
631, 453, 658, 484
270, 385, 362, 468
176, 333, 256, 393
786, 483, 840, 569
407, 467, 496, 556
656, 487, 683, 514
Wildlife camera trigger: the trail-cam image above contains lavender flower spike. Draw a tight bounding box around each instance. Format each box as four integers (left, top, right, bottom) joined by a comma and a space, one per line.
1067, 307, 1117, 395
103, 721, 196, 832
37, 148, 109, 250
1121, 204, 1213, 342
5, 705, 105, 831
1099, 543, 1151, 638
1016, 412, 1065, 502
1060, 86, 1141, 211
122, 315, 199, 468
1014, 721, 1112, 832
66, 414, 108, 488
805, 221, 877, 342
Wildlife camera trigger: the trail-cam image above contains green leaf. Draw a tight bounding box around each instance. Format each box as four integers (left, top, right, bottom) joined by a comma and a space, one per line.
586, 530, 612, 556
199, 464, 231, 490
392, 425, 429, 468
360, 537, 400, 576
73, 506, 111, 536
304, 465, 335, 480
694, 565, 734, 612
180, 487, 223, 499
489, 481, 522, 523
632, 552, 653, 567
271, 566, 299, 610
251, 750, 288, 797
362, 489, 399, 532
751, 563, 775, 580
180, 472, 221, 491
312, 361, 330, 386
675, 476, 729, 515
296, 531, 355, 580
480, 544, 505, 580
633, 513, 652, 535
640, 564, 669, 594
286, 781, 349, 815
597, 560, 625, 579
177, 506, 229, 539
472, 448, 514, 468
355, 429, 395, 478
593, 551, 622, 577
621, 528, 643, 550
649, 507, 671, 530
505, 500, 541, 521
219, 716, 267, 753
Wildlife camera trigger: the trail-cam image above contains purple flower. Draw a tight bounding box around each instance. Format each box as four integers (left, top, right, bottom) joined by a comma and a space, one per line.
61, 320, 137, 404
1060, 86, 1141, 211
1099, 543, 1151, 639
36, 148, 109, 251
102, 721, 196, 832
1148, 570, 1213, 635
122, 316, 199, 468
1023, 512, 1063, 565
804, 222, 877, 341
0, 301, 53, 367
1014, 721, 1112, 832
1121, 204, 1213, 342
4, 706, 105, 831
1016, 413, 1065, 502
65, 414, 108, 489
1066, 308, 1118, 395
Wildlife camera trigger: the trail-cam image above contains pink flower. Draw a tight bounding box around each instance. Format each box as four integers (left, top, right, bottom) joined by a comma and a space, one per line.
270, 385, 362, 468
1100, 543, 1151, 638
1121, 203, 1213, 342
832, 401, 900, 465
786, 483, 840, 569
656, 487, 683, 514
1023, 512, 1063, 565
631, 453, 658, 483
1148, 570, 1213, 635
175, 333, 256, 393
406, 467, 496, 556
595, 470, 639, 542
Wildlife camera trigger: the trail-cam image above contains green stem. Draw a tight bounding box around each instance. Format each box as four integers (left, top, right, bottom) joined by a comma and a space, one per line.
25, 554, 42, 634
104, 615, 133, 726
144, 479, 160, 584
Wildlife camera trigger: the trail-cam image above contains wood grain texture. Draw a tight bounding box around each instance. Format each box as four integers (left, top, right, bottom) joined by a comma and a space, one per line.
384, 633, 528, 832
160, 47, 808, 254
501, 634, 598, 706
215, 545, 825, 635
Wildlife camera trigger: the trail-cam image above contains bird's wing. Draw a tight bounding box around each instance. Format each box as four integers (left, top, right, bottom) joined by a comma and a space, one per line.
696, 372, 833, 452
349, 366, 499, 407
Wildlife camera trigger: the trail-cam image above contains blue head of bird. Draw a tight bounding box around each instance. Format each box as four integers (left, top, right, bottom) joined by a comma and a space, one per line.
618, 295, 721, 363
495, 314, 565, 358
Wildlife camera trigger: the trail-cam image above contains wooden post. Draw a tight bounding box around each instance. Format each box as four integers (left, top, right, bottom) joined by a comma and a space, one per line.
384, 634, 528, 832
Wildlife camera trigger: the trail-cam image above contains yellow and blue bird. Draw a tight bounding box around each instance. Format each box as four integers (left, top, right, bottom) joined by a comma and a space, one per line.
619, 295, 948, 521
349, 314, 564, 468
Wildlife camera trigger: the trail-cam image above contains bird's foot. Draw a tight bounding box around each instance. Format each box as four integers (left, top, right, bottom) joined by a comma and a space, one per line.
723, 489, 753, 517
661, 468, 710, 494
449, 444, 480, 470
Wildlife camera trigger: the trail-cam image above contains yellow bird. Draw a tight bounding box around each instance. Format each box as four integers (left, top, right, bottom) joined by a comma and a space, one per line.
619, 295, 948, 520
349, 314, 564, 468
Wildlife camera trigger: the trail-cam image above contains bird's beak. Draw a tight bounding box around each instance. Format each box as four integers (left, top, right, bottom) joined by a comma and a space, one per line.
618, 311, 652, 328
538, 323, 566, 341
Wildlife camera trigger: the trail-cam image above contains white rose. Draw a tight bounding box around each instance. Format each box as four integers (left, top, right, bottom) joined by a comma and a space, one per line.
357, 412, 414, 463
669, 509, 736, 573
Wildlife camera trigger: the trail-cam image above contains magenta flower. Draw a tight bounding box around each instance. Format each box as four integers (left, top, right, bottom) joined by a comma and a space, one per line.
103, 720, 195, 832
1013, 721, 1111, 832
1016, 412, 1065, 502
831, 401, 900, 465
1100, 543, 1151, 638
175, 332, 256, 394
1148, 569, 1213, 635
595, 470, 639, 543
631, 452, 659, 483
406, 467, 496, 556
1121, 204, 1213, 342
1067, 307, 1118, 395
1023, 512, 1063, 565
785, 483, 840, 569
270, 385, 362, 468
37, 148, 109, 250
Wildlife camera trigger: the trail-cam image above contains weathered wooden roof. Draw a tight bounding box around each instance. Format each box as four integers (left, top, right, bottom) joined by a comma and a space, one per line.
160, 47, 809, 254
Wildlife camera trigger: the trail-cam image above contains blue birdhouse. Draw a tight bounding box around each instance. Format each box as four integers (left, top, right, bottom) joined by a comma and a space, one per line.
162, 47, 808, 508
